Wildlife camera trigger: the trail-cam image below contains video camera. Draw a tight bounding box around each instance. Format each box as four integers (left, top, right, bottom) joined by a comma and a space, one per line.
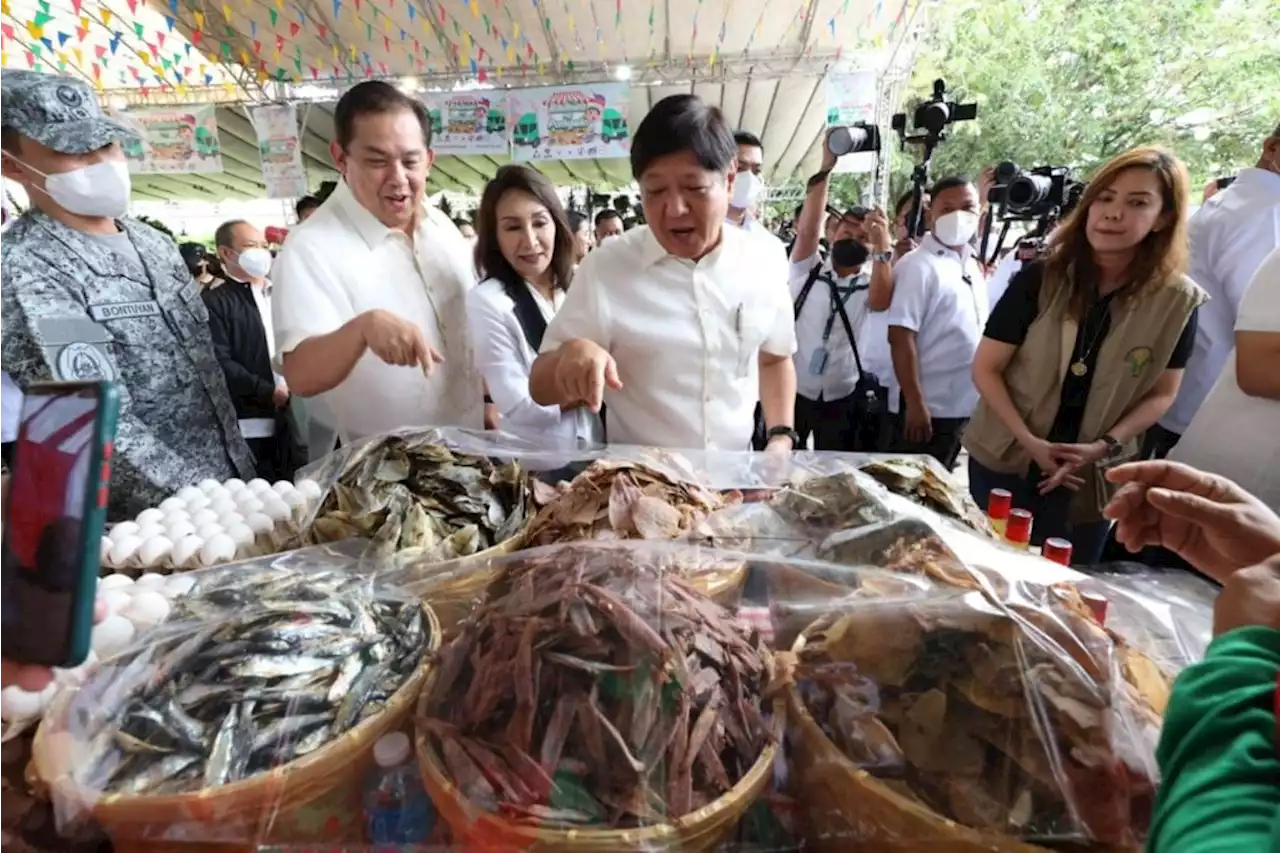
892, 79, 978, 238
981, 162, 1084, 263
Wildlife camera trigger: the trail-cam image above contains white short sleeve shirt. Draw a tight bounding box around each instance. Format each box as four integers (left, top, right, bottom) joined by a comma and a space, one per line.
788, 254, 884, 401
1161, 167, 1280, 434
1171, 247, 1280, 509
271, 180, 483, 442
885, 233, 989, 418
540, 224, 796, 450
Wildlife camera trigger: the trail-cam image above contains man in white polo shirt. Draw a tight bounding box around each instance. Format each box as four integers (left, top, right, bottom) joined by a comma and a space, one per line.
529, 94, 798, 451
271, 81, 482, 442
886, 175, 988, 468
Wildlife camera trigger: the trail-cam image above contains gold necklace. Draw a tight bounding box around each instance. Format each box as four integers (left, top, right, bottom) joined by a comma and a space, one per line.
1069, 299, 1112, 377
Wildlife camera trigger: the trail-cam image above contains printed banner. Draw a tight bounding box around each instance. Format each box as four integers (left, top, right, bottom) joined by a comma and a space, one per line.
825, 71, 878, 174
119, 105, 224, 174
251, 104, 308, 199
421, 91, 510, 155
508, 83, 631, 163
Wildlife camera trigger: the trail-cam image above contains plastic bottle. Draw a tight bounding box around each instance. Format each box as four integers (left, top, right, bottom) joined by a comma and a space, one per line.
1004, 509, 1033, 551
1042, 537, 1073, 566
987, 488, 1013, 537
364, 731, 434, 844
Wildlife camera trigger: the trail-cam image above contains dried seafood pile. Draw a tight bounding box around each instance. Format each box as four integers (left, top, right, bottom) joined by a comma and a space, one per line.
859, 458, 993, 535
795, 584, 1160, 847
308, 435, 529, 559
771, 471, 893, 532
523, 461, 729, 547
419, 547, 774, 828
68, 567, 431, 796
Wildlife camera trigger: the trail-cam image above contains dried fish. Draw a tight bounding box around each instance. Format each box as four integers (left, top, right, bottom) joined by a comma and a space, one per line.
308, 432, 530, 559
524, 461, 730, 546
419, 543, 773, 829
859, 457, 994, 535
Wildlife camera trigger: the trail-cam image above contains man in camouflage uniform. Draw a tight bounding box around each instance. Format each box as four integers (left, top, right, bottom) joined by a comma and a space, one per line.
1, 70, 256, 520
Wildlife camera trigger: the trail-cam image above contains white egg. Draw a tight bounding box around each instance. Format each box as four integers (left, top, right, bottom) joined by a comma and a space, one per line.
243, 512, 274, 535
1, 685, 44, 721
158, 496, 186, 513
138, 534, 173, 567
225, 478, 247, 491
247, 478, 271, 492
99, 536, 112, 565
134, 523, 166, 542
176, 486, 205, 502
108, 535, 143, 568
123, 590, 170, 629
280, 489, 308, 510
170, 535, 205, 568
135, 508, 166, 526
90, 615, 136, 659
261, 499, 292, 523
271, 480, 295, 495
163, 574, 196, 598
197, 478, 223, 493
198, 534, 237, 567
295, 478, 323, 501
107, 521, 140, 542
97, 573, 134, 591
162, 506, 191, 524
184, 493, 211, 512
190, 508, 219, 526
98, 588, 132, 616
225, 522, 255, 549
194, 522, 225, 541
209, 498, 239, 517
217, 513, 245, 534
164, 519, 196, 541
134, 572, 167, 590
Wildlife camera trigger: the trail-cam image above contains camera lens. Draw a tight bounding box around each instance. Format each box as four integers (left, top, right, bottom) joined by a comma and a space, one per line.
1007, 173, 1052, 211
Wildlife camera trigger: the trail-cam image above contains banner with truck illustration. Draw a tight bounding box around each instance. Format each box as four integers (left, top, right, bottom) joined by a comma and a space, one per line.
118, 105, 223, 174
250, 103, 308, 199
421, 91, 510, 155
508, 83, 631, 162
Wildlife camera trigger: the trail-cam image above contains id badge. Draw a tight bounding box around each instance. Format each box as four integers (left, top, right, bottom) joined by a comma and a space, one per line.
808, 347, 829, 376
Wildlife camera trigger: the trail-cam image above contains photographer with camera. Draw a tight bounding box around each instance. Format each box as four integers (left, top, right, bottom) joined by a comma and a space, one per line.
786, 127, 894, 450
964, 146, 1204, 563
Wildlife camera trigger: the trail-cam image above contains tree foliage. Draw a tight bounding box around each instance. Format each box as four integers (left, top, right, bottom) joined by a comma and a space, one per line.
895, 0, 1280, 188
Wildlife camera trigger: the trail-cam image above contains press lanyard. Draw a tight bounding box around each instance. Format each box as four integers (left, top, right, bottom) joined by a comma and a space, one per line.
821, 274, 869, 344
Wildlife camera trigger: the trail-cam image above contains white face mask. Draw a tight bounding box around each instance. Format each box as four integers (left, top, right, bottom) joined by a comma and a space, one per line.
16, 158, 131, 219
731, 171, 764, 210
235, 247, 274, 279
933, 209, 979, 247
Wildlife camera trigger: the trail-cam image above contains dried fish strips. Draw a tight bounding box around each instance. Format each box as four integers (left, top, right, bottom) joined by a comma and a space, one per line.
771, 471, 893, 532
69, 567, 432, 797
307, 433, 530, 559
794, 585, 1160, 848
523, 460, 730, 546
859, 457, 994, 535
419, 544, 775, 829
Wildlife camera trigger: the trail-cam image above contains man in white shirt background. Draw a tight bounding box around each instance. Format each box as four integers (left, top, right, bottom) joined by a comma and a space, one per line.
727, 131, 769, 233
887, 175, 989, 468
1152, 123, 1280, 458
787, 128, 894, 450
529, 94, 798, 452
271, 81, 482, 442
593, 209, 625, 245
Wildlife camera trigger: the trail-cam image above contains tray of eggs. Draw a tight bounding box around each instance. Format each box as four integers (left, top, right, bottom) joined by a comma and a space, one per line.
100, 477, 324, 574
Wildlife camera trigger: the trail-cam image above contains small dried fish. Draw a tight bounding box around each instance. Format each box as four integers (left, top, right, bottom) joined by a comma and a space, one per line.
859, 458, 994, 535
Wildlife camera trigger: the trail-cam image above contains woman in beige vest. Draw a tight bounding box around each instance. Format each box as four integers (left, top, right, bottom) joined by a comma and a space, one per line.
964, 146, 1205, 564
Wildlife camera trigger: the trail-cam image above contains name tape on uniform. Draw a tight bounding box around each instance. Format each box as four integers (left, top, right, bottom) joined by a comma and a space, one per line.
88, 300, 162, 322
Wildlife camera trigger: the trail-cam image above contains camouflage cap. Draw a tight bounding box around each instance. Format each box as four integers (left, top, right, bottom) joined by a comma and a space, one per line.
1, 70, 137, 155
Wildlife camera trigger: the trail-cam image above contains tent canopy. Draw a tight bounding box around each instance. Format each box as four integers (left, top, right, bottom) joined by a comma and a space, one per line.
1, 0, 920, 200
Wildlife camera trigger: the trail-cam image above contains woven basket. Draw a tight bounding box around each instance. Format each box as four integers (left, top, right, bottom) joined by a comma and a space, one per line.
415, 654, 784, 852
29, 602, 442, 852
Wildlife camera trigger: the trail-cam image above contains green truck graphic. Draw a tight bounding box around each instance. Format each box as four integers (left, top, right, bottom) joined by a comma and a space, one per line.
513, 112, 540, 147
602, 107, 628, 143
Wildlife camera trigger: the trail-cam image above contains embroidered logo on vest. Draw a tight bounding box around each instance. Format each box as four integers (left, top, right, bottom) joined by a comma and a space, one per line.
1125, 346, 1153, 378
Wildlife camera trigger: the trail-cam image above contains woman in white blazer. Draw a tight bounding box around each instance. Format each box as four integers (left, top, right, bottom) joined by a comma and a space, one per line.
467, 165, 604, 449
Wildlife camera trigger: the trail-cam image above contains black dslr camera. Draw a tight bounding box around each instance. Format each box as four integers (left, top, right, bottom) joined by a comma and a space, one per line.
995, 162, 1085, 219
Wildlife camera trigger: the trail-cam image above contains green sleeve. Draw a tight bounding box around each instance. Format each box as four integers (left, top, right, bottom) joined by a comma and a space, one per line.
1146, 626, 1280, 853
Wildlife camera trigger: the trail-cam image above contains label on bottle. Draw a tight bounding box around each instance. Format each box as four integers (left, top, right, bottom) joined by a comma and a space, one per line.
366, 797, 435, 844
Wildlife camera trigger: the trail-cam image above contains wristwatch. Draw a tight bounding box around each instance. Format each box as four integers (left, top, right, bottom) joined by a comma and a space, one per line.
1099, 433, 1124, 459
766, 426, 800, 448
870, 250, 893, 264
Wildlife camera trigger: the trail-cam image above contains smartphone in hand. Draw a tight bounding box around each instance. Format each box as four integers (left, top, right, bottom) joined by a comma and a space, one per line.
2, 381, 119, 667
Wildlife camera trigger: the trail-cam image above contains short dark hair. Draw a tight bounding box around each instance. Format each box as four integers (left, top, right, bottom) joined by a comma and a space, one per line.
474, 164, 575, 294
930, 175, 974, 197
178, 241, 207, 277
214, 219, 248, 249
334, 80, 432, 151
295, 196, 320, 217
594, 209, 622, 228
630, 94, 736, 180
733, 130, 763, 152
567, 210, 588, 233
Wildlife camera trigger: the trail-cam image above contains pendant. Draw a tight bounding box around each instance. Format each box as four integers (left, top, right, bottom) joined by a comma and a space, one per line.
1070, 361, 1088, 377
